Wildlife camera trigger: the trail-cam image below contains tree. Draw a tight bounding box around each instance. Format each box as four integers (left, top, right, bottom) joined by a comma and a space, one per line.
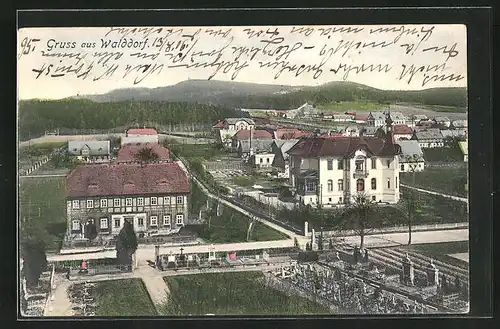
397, 156, 423, 245
20, 240, 47, 288
116, 219, 138, 266
337, 192, 388, 249
134, 147, 160, 163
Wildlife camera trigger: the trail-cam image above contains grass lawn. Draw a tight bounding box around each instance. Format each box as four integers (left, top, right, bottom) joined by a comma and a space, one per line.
162, 272, 331, 316
401, 167, 468, 197
401, 241, 469, 269
319, 100, 385, 113
19, 177, 67, 252
423, 146, 465, 162
95, 279, 157, 316
165, 142, 226, 161
185, 201, 287, 243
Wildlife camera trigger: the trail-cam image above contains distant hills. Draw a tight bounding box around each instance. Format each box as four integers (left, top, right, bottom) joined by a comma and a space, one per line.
71, 80, 467, 111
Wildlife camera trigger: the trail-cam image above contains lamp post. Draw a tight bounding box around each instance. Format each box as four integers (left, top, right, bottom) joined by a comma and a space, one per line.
406, 154, 420, 245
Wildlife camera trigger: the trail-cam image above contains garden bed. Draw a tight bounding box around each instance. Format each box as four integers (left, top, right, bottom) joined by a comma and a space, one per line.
161, 272, 331, 315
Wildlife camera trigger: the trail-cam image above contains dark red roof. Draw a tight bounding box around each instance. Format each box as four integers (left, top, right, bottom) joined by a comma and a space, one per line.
355, 114, 369, 121
233, 129, 273, 140
392, 124, 413, 135
127, 128, 158, 135
117, 143, 170, 162
66, 162, 189, 198
213, 120, 225, 128
287, 136, 401, 157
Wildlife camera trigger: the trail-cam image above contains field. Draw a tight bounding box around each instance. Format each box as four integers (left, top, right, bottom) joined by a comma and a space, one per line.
319, 100, 385, 113
161, 272, 331, 316
400, 167, 468, 197
186, 201, 287, 243
230, 173, 281, 189
423, 146, 465, 162
19, 177, 67, 252
401, 241, 469, 269
95, 279, 157, 316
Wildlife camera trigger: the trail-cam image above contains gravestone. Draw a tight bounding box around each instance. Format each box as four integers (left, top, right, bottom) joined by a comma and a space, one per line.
363, 249, 369, 263
304, 221, 309, 237
353, 246, 361, 263
425, 259, 439, 286
311, 229, 316, 250
401, 253, 414, 286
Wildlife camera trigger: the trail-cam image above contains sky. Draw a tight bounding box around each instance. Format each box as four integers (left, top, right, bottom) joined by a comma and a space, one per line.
17, 24, 467, 100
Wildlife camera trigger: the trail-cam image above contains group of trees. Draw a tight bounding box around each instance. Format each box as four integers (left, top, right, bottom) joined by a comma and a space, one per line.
18, 99, 247, 141
212, 83, 467, 111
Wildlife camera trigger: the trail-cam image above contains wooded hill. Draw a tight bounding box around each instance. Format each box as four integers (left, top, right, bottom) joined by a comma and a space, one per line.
18, 99, 247, 141
77, 80, 467, 111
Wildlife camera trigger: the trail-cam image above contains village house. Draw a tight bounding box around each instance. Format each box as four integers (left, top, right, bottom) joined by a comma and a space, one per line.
251, 148, 275, 171
212, 118, 256, 147
433, 116, 452, 128
366, 111, 406, 127
412, 128, 445, 148
231, 129, 273, 152
396, 140, 425, 172
297, 103, 317, 119
333, 114, 355, 122
237, 139, 275, 158
440, 129, 467, 141
392, 124, 414, 142
121, 128, 159, 145
117, 143, 171, 163
270, 139, 300, 179
354, 113, 369, 124
359, 126, 379, 137
286, 118, 401, 207
65, 162, 190, 244
274, 128, 312, 140
67, 141, 111, 163
452, 119, 467, 128
458, 140, 468, 162
342, 125, 361, 137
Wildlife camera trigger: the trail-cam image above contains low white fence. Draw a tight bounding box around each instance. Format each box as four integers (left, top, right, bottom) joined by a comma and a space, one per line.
315, 222, 468, 238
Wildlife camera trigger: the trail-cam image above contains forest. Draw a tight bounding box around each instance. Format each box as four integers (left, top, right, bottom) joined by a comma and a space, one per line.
18, 99, 247, 140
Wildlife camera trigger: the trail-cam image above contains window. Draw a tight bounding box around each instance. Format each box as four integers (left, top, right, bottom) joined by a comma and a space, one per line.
163, 197, 170, 205
337, 160, 344, 170
150, 216, 158, 226
114, 218, 121, 228
327, 159, 333, 170
114, 198, 120, 207
386, 160, 391, 168
86, 200, 94, 208
338, 197, 343, 203
176, 214, 184, 225
72, 220, 80, 230
387, 179, 391, 189
372, 196, 376, 201
151, 197, 158, 205
371, 178, 377, 190
355, 160, 364, 171
126, 198, 132, 206
260, 158, 263, 163
137, 217, 144, 226
327, 180, 333, 192
176, 196, 184, 204
356, 179, 365, 192
396, 177, 398, 188
163, 215, 171, 226
371, 158, 377, 169
137, 197, 144, 206
100, 199, 107, 208
266, 158, 270, 163
72, 200, 80, 209
100, 218, 108, 229
328, 198, 332, 203
401, 164, 405, 171
305, 181, 316, 192
338, 179, 344, 191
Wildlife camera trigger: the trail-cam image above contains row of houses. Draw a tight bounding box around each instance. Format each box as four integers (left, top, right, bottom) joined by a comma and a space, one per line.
64, 128, 190, 245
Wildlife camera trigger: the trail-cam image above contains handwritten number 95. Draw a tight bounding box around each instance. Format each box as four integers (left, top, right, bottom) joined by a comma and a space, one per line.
18, 37, 40, 58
